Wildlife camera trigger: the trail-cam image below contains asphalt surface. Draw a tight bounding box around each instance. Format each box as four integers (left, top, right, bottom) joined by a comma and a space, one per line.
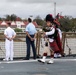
0, 57, 76, 75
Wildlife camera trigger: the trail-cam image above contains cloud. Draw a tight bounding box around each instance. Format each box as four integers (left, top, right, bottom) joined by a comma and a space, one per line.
6, 0, 54, 3
6, 0, 76, 5
0, 0, 76, 19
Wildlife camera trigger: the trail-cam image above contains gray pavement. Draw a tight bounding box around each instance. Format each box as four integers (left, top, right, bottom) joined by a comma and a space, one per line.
0, 57, 76, 75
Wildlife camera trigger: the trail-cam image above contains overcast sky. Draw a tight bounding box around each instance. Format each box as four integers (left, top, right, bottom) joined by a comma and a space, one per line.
0, 0, 76, 19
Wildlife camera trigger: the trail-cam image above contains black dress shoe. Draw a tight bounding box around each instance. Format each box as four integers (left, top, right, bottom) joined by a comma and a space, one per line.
33, 58, 36, 60
33, 57, 36, 59
23, 58, 29, 60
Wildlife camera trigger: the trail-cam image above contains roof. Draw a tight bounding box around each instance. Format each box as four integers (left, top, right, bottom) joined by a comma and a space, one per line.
0, 21, 38, 28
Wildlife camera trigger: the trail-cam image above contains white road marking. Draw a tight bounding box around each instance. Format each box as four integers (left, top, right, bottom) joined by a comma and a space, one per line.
0, 59, 76, 64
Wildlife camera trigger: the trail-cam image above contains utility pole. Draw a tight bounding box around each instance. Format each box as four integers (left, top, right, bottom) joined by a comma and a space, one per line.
60, 12, 62, 16
54, 2, 56, 18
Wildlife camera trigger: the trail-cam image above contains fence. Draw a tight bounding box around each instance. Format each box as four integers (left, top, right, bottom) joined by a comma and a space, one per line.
63, 32, 76, 56
38, 32, 76, 56
0, 32, 76, 59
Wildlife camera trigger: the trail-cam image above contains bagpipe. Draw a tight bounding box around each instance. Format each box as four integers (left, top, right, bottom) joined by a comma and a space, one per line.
43, 27, 51, 32
42, 14, 61, 39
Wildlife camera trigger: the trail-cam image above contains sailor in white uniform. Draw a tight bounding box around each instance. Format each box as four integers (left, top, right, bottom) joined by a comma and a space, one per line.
3, 22, 16, 61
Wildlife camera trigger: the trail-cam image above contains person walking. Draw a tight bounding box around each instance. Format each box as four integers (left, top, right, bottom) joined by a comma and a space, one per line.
38, 14, 60, 64
24, 18, 37, 60
3, 22, 16, 61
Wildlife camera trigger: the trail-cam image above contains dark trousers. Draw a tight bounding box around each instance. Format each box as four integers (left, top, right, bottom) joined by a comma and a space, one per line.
26, 35, 36, 59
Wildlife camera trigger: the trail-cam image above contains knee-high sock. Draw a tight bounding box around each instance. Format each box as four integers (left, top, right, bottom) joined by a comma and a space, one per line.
43, 53, 47, 56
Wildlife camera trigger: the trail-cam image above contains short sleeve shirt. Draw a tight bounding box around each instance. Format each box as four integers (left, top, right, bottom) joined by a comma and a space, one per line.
25, 23, 37, 35
4, 27, 16, 39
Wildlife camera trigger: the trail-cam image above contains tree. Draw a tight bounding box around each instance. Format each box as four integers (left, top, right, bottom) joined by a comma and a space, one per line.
5, 14, 17, 21
71, 18, 76, 32
59, 16, 75, 32
0, 17, 2, 21
5, 15, 11, 21
14, 28, 22, 32
34, 15, 44, 26
10, 14, 17, 21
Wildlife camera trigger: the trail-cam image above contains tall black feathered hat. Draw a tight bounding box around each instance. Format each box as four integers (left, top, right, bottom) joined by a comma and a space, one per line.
45, 14, 54, 23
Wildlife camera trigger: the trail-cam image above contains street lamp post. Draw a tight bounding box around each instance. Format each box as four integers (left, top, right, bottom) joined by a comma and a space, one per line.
54, 2, 56, 18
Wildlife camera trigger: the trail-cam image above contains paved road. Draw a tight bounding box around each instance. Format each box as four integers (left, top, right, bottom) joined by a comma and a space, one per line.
0, 58, 76, 75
